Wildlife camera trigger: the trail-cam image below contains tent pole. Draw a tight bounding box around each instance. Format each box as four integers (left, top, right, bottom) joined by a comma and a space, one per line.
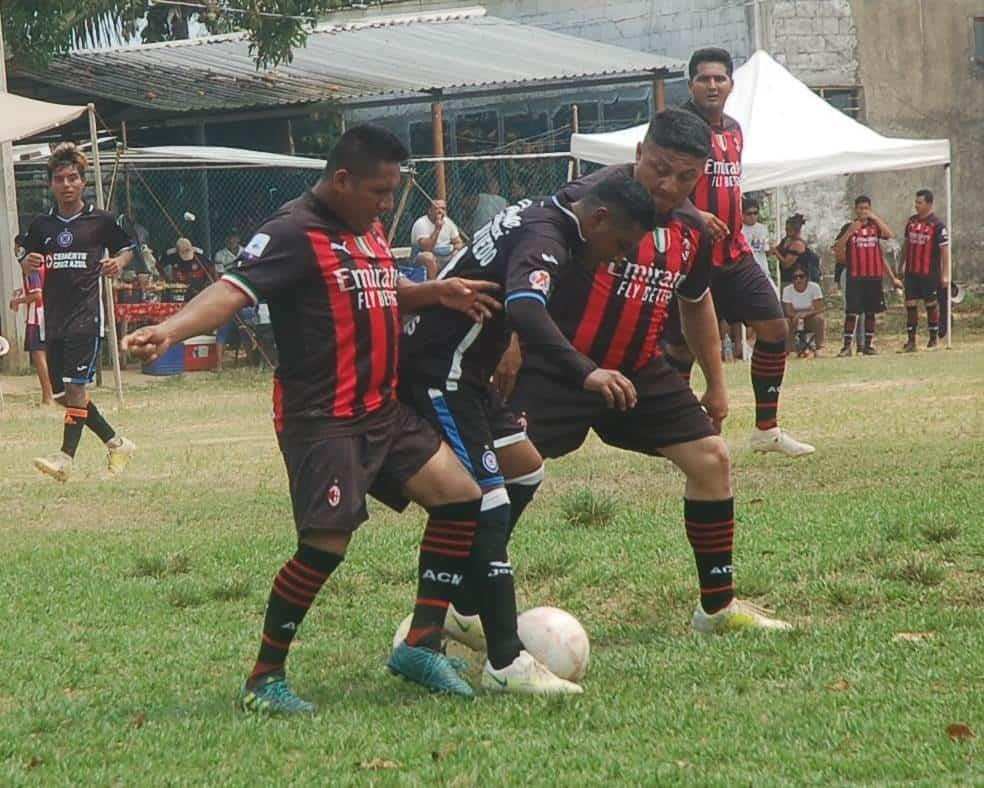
89, 104, 125, 409
944, 163, 952, 349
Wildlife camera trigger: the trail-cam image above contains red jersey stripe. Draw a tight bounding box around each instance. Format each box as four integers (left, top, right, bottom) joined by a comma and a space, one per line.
571, 270, 611, 356
601, 285, 645, 369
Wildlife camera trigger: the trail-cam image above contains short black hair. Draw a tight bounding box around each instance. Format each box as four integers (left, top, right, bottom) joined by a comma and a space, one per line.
689, 47, 734, 79
854, 195, 871, 206
643, 108, 711, 160
583, 174, 657, 230
787, 212, 806, 227
743, 196, 760, 212
916, 189, 934, 203
326, 125, 408, 178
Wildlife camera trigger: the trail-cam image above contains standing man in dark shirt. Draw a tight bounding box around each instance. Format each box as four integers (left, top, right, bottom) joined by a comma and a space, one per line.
833, 196, 902, 356
900, 189, 949, 352
398, 178, 655, 693
497, 110, 792, 634
19, 143, 137, 482
123, 126, 531, 713
664, 48, 814, 458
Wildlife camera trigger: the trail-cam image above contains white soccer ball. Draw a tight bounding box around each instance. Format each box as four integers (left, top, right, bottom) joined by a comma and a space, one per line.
517, 606, 590, 682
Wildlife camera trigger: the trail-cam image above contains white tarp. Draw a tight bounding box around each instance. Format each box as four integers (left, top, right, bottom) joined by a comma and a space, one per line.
570, 50, 951, 191
0, 93, 87, 144
121, 145, 326, 170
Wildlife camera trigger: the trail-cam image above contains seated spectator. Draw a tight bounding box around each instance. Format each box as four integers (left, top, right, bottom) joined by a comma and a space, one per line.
410, 199, 464, 279
782, 267, 825, 356
471, 176, 508, 234
160, 237, 211, 297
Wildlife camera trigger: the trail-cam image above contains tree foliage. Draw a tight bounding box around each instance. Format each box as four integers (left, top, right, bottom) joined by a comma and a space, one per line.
4, 1, 348, 70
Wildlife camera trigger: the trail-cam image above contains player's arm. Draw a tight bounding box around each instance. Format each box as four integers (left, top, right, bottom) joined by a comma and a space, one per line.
899, 237, 908, 276
782, 295, 797, 320
493, 332, 522, 401
870, 212, 893, 240
18, 224, 45, 274
395, 276, 501, 322
122, 281, 250, 362
940, 242, 951, 285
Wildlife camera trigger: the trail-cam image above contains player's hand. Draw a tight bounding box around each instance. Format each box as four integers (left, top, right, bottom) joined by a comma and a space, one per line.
121, 324, 173, 362
493, 333, 522, 401
698, 210, 729, 242
21, 252, 43, 273
700, 385, 729, 432
438, 278, 502, 322
100, 256, 122, 277
583, 368, 637, 411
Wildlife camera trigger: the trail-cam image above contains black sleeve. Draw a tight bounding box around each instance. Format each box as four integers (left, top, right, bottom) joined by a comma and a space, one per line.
677, 227, 712, 302
503, 232, 568, 308
19, 217, 44, 257
221, 218, 313, 304
103, 213, 136, 255
507, 297, 597, 385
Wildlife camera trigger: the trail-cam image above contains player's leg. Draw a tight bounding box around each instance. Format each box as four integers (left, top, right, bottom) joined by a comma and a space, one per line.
30, 345, 54, 405
33, 337, 92, 481
903, 275, 919, 351
924, 284, 940, 349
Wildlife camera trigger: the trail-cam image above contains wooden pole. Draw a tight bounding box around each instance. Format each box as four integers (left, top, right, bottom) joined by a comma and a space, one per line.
571, 104, 581, 179
388, 174, 414, 245
653, 76, 666, 113
89, 105, 125, 408
431, 97, 447, 202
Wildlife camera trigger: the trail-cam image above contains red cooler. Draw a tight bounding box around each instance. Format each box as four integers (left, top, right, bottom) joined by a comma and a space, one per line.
184, 334, 218, 371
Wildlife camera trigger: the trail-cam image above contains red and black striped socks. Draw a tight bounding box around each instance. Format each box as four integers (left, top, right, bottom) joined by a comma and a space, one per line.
927, 302, 940, 341
405, 499, 479, 651
751, 338, 786, 431
685, 498, 736, 614
843, 314, 858, 349
906, 305, 919, 343
248, 544, 342, 686
863, 314, 876, 348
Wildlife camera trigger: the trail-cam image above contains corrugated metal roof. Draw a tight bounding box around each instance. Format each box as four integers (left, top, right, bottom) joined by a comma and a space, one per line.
18, 9, 684, 114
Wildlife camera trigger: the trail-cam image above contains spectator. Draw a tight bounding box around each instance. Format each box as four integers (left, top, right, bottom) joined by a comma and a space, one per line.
8, 263, 54, 405
782, 267, 825, 357
742, 197, 773, 284
160, 237, 211, 297
774, 214, 821, 286
410, 199, 464, 279
471, 176, 508, 234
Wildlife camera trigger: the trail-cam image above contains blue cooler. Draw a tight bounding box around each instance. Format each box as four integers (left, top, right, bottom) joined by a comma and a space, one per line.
141, 341, 185, 376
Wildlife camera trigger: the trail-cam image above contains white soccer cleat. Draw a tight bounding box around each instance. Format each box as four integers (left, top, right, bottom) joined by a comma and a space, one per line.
691, 598, 793, 634
444, 604, 487, 652
107, 436, 136, 476
33, 451, 73, 483
481, 650, 583, 695
750, 427, 815, 457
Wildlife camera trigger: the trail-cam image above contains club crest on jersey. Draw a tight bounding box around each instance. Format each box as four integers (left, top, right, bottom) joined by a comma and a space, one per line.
481, 449, 499, 474
681, 233, 693, 263
243, 232, 271, 259
326, 482, 341, 508
57, 229, 73, 248
653, 228, 670, 254
529, 270, 551, 294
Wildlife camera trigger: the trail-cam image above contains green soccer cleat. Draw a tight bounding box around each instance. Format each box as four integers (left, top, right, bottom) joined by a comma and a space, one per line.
691, 598, 793, 634
387, 641, 475, 698
237, 674, 317, 715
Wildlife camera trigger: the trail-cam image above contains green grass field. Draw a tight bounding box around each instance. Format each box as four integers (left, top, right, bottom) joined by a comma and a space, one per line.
1, 312, 982, 785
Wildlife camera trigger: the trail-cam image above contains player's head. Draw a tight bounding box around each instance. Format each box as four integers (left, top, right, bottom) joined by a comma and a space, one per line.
321, 125, 408, 233
915, 189, 934, 217
634, 108, 711, 214
742, 196, 760, 225
574, 175, 657, 264
688, 47, 734, 115
854, 195, 871, 220
47, 142, 87, 207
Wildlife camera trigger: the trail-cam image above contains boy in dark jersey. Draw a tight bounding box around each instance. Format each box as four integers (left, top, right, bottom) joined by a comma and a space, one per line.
123, 126, 575, 712
497, 110, 793, 634
397, 176, 655, 693
664, 48, 813, 458
19, 143, 136, 481
833, 196, 902, 356
900, 189, 949, 352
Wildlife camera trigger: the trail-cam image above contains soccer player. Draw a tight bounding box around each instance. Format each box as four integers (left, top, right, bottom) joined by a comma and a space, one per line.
122, 125, 544, 713
8, 254, 54, 405
497, 109, 792, 634
899, 189, 949, 352
665, 48, 814, 458
19, 143, 137, 481
833, 196, 902, 356
398, 176, 657, 694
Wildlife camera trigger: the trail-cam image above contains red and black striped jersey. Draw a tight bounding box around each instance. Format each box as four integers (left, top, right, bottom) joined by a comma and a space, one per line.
224, 191, 401, 434
904, 213, 948, 277
840, 219, 888, 280
682, 100, 752, 268
549, 165, 712, 373
21, 204, 134, 339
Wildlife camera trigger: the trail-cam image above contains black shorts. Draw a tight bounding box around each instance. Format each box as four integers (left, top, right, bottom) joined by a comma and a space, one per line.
46, 334, 101, 398
400, 380, 526, 498
904, 274, 938, 302
509, 355, 716, 459
663, 255, 783, 346
276, 402, 442, 534
845, 278, 886, 314
24, 324, 45, 353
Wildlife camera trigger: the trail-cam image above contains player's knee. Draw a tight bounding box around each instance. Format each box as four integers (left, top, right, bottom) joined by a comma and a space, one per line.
300, 530, 351, 557
689, 436, 731, 484
758, 317, 788, 342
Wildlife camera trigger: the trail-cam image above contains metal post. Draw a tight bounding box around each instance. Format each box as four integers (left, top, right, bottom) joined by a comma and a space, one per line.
653, 77, 666, 112
431, 97, 447, 202
944, 163, 953, 348
571, 104, 581, 179
192, 123, 213, 259
89, 105, 124, 408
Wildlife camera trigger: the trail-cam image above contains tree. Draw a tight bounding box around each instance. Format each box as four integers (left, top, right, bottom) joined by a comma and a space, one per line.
4, 1, 346, 70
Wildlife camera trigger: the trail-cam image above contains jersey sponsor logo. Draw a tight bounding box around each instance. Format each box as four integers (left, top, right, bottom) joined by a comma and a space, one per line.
422, 569, 464, 586
470, 200, 531, 267
46, 251, 88, 270
243, 232, 271, 258
327, 482, 341, 508
528, 270, 551, 294
704, 158, 742, 188
608, 259, 684, 307
331, 240, 351, 255
57, 229, 74, 248
333, 266, 400, 310
481, 449, 499, 474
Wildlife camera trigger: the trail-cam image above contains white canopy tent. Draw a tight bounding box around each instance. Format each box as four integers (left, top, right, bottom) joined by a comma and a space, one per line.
0, 93, 88, 146
570, 51, 955, 343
